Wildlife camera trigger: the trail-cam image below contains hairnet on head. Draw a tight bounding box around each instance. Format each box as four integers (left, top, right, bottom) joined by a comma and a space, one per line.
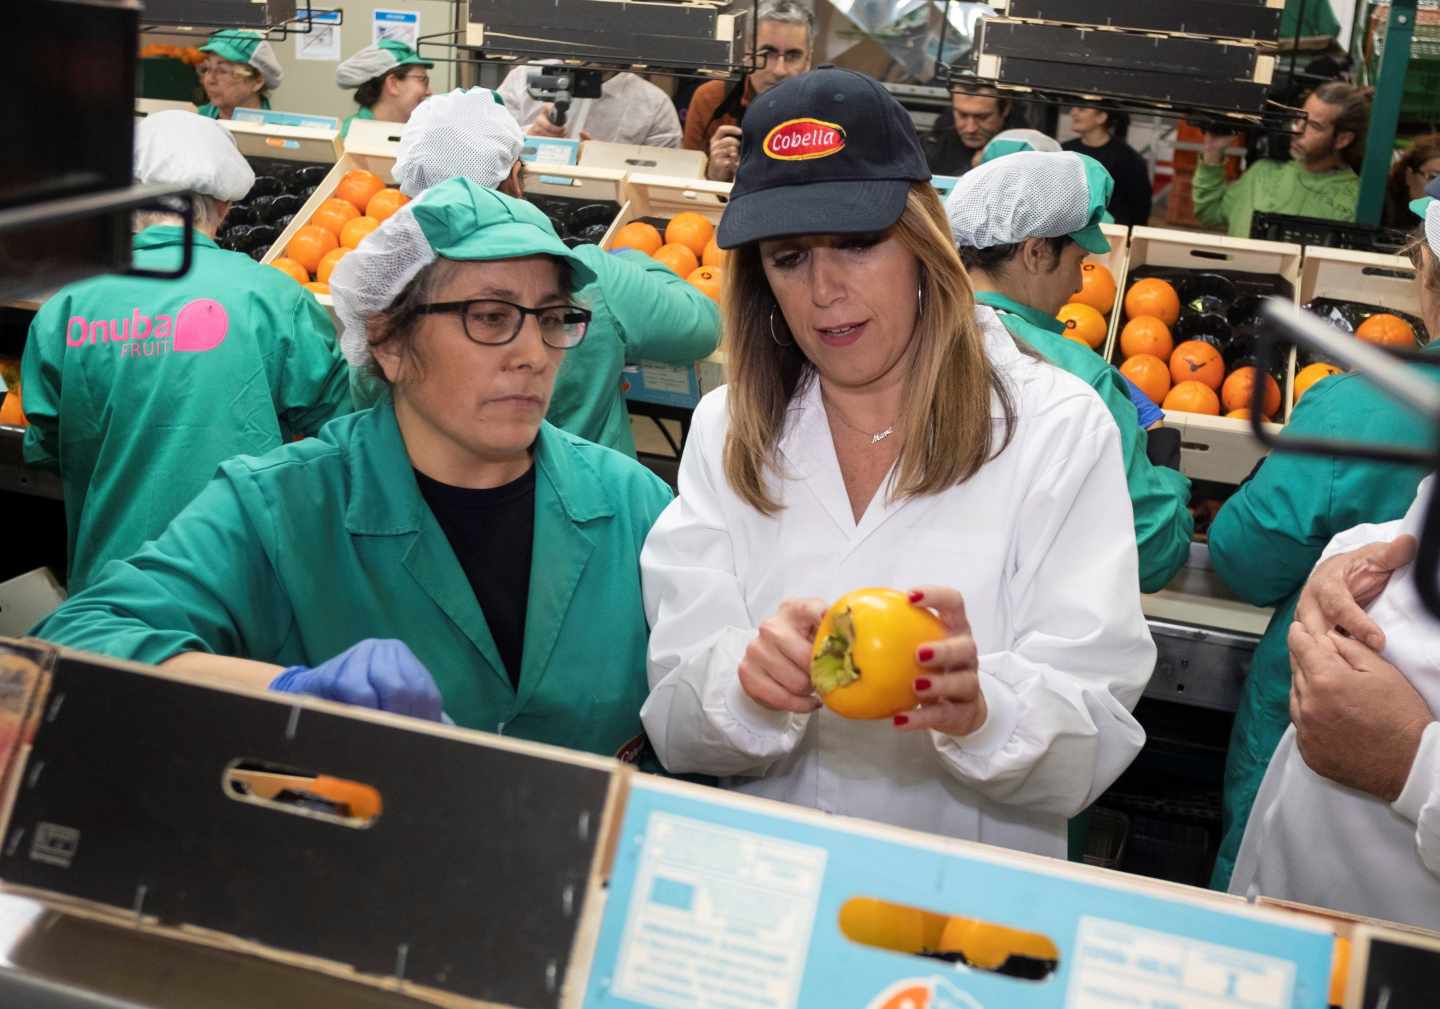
979, 129, 1062, 164
200, 29, 283, 89
393, 88, 524, 198
328, 177, 597, 367
946, 151, 1113, 254
1413, 195, 1440, 260
133, 110, 255, 202
335, 39, 433, 88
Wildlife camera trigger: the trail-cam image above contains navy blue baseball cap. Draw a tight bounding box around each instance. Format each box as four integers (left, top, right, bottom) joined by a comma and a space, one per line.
715, 66, 932, 249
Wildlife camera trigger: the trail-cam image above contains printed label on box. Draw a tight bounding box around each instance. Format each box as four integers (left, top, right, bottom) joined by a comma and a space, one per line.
612, 811, 827, 1009
639, 364, 694, 396
1067, 917, 1295, 1009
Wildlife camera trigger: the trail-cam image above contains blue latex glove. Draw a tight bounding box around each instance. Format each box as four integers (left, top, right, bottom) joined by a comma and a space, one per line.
1121, 374, 1165, 429
270, 639, 445, 722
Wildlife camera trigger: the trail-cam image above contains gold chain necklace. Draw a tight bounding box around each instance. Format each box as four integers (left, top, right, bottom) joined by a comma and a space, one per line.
823, 396, 897, 446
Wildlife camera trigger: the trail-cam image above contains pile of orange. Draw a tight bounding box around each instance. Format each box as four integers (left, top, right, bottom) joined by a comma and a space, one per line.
267, 169, 405, 295
0, 358, 25, 428
140, 43, 204, 65
611, 212, 726, 303
1060, 262, 1117, 350
1115, 276, 1281, 420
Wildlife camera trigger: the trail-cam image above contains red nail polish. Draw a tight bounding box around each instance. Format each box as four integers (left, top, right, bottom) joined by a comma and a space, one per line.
893, 714, 909, 726
913, 677, 931, 691
917, 647, 934, 662
909, 590, 924, 602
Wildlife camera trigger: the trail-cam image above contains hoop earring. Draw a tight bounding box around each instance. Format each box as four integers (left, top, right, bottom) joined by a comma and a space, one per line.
769, 304, 795, 347
916, 281, 925, 319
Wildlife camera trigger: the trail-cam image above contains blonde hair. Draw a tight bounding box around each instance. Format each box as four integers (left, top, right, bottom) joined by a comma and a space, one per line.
721, 182, 1019, 514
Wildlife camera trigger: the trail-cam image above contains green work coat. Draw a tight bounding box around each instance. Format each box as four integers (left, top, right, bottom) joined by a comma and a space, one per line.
30, 401, 674, 758
1193, 159, 1359, 238
197, 97, 272, 119
978, 292, 1194, 591
349, 247, 720, 458
21, 226, 350, 592
339, 105, 374, 139
1207, 355, 1439, 888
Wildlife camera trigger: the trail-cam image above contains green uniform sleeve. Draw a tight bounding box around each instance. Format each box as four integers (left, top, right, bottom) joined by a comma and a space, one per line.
1093, 370, 1195, 591
18, 299, 63, 471
30, 465, 296, 666
576, 246, 721, 364
275, 291, 352, 436
1192, 161, 1249, 234
1208, 390, 1340, 606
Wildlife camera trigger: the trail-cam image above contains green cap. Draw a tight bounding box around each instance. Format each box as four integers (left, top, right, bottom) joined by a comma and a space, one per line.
1412, 195, 1434, 220
199, 28, 262, 65
1071, 154, 1113, 254
410, 178, 596, 288
378, 39, 433, 69
979, 129, 1062, 165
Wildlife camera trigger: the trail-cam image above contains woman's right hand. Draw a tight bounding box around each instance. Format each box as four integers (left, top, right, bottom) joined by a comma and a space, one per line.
739, 599, 827, 713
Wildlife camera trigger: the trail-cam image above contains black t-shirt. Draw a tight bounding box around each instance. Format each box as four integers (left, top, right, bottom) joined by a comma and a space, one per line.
414, 466, 537, 689
1062, 135, 1153, 227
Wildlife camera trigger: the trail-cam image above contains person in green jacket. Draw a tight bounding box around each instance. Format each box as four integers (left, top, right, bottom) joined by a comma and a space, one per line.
1208, 193, 1440, 889
1194, 82, 1368, 238
32, 178, 673, 758
21, 111, 350, 594
377, 86, 721, 457
195, 29, 282, 121
334, 40, 433, 140
946, 150, 1194, 592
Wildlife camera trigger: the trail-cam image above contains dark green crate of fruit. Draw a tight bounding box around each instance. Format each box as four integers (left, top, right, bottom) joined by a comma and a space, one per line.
139, 57, 199, 103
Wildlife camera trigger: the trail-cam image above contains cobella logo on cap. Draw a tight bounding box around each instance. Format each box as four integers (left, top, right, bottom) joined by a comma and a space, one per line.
763, 118, 846, 161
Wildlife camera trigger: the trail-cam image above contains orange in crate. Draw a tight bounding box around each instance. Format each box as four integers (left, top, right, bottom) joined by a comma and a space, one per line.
0, 387, 26, 427
1163, 380, 1221, 415
333, 170, 386, 215
1356, 312, 1416, 348
285, 226, 339, 276
340, 216, 380, 249
268, 257, 310, 285
366, 188, 409, 223
1069, 262, 1117, 315
1220, 366, 1281, 419
653, 243, 699, 277
1226, 407, 1252, 419
1119, 316, 1173, 361
316, 247, 351, 286
309, 198, 360, 237
665, 212, 715, 258
1056, 302, 1107, 349
1120, 353, 1171, 405
702, 237, 727, 268
611, 221, 663, 255
1169, 340, 1224, 390
1124, 278, 1181, 327
686, 265, 724, 301
1295, 361, 1344, 401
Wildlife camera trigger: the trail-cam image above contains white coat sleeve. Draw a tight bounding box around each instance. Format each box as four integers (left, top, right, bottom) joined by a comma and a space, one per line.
931, 413, 1155, 817
639, 399, 810, 776
1317, 516, 1410, 564
498, 65, 540, 128
1393, 721, 1440, 880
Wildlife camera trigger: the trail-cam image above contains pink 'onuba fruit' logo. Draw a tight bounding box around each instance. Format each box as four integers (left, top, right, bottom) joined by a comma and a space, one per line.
173, 299, 228, 353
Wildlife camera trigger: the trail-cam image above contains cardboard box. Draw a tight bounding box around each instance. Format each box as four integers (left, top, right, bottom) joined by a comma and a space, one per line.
0, 637, 1370, 1009
1120, 226, 1302, 484
580, 141, 705, 181
1091, 222, 1132, 357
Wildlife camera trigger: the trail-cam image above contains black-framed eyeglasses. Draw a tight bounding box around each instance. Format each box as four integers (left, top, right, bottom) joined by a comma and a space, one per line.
416, 299, 591, 349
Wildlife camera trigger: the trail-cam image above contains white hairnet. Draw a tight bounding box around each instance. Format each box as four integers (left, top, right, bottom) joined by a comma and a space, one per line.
946, 151, 1098, 249
1427, 199, 1440, 262
393, 88, 524, 197
134, 110, 255, 202
247, 39, 283, 90
329, 206, 433, 366
979, 129, 1062, 163
200, 30, 283, 89
336, 44, 401, 88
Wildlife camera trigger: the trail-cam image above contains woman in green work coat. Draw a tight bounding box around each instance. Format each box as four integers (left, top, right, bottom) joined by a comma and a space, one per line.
195, 30, 283, 121
1207, 192, 1440, 889
31, 178, 673, 758
945, 150, 1194, 592
334, 41, 433, 140
21, 111, 350, 594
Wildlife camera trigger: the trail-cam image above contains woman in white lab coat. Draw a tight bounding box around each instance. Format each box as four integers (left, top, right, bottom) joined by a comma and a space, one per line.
638, 68, 1156, 859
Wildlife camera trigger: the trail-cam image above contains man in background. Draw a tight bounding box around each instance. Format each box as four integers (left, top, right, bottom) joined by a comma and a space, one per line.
922, 84, 1027, 177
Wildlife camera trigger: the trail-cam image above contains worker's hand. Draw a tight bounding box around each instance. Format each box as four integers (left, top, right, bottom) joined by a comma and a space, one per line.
740, 598, 827, 714
707, 124, 742, 181
1200, 131, 1241, 166
1288, 623, 1433, 801
527, 105, 592, 141
270, 638, 445, 722
1296, 535, 1417, 651
897, 586, 988, 738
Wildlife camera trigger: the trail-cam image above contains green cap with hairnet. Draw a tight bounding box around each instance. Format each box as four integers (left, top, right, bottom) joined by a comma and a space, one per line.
328, 177, 595, 367
335, 40, 433, 88
946, 151, 1113, 255
199, 29, 283, 88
